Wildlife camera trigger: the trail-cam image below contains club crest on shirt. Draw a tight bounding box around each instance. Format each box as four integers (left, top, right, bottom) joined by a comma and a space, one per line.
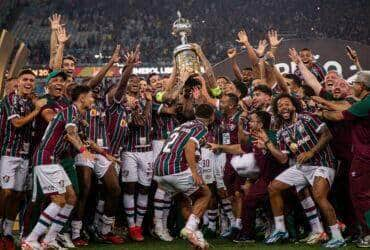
90, 109, 97, 117
120, 119, 127, 127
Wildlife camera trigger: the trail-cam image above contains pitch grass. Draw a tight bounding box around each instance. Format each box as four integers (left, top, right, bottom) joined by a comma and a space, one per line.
84, 238, 359, 249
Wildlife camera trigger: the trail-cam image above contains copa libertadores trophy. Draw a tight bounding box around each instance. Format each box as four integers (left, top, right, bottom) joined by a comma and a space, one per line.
172, 11, 201, 74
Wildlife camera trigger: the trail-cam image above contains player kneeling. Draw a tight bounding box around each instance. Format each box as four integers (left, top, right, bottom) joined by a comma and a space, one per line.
154, 104, 215, 249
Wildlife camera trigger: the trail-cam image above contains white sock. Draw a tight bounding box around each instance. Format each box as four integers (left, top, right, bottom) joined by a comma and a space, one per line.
154, 189, 165, 229
208, 209, 218, 231
203, 211, 209, 226
3, 219, 15, 236
136, 193, 148, 227
26, 203, 61, 242
329, 223, 343, 240
185, 214, 200, 231
44, 204, 74, 243
221, 199, 235, 225
300, 197, 324, 233
123, 194, 135, 227
94, 200, 105, 229
71, 220, 83, 240
235, 218, 242, 229
163, 194, 171, 230
101, 214, 115, 235
274, 215, 286, 232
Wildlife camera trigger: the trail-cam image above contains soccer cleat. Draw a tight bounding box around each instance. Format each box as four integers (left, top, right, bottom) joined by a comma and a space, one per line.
356, 235, 370, 248
21, 239, 41, 250
220, 226, 240, 240
41, 240, 67, 250
162, 229, 174, 242
154, 226, 173, 242
180, 228, 208, 250
337, 221, 346, 232
323, 238, 346, 248
129, 226, 144, 242
100, 232, 125, 244
71, 237, 88, 247
3, 235, 16, 250
299, 232, 328, 245
264, 230, 289, 244
56, 233, 75, 248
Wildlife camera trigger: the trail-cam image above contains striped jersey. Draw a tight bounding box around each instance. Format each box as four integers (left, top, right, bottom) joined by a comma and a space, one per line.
123, 98, 152, 152
277, 113, 337, 168
32, 94, 69, 149
155, 119, 208, 176
33, 105, 84, 165
1, 93, 34, 158
83, 98, 109, 149
152, 101, 178, 140
106, 101, 128, 156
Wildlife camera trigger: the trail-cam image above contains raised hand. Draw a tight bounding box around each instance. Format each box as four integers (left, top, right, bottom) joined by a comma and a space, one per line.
110, 44, 121, 63
255, 40, 268, 57
227, 48, 237, 59
56, 26, 70, 44
288, 48, 302, 64
49, 13, 62, 30
124, 44, 141, 66
236, 29, 249, 45
268, 30, 283, 47
346, 46, 359, 62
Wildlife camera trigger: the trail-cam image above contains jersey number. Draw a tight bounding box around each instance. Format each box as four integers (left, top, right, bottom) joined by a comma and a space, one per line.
163, 132, 179, 153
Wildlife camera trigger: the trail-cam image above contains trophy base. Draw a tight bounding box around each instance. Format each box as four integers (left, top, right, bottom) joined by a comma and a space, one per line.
174, 45, 201, 75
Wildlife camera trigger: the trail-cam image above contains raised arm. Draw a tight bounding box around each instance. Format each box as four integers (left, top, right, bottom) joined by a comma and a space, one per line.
267, 30, 283, 57
86, 44, 121, 89
346, 46, 363, 71
265, 52, 290, 93
227, 48, 243, 82
191, 43, 217, 89
236, 29, 259, 66
49, 13, 62, 69
53, 26, 70, 70
289, 48, 322, 95
109, 44, 140, 104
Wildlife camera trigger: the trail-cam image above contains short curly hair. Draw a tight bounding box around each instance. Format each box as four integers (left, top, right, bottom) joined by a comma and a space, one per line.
272, 93, 302, 117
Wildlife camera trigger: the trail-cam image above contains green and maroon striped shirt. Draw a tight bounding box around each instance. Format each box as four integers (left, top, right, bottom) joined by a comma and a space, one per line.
155, 119, 208, 176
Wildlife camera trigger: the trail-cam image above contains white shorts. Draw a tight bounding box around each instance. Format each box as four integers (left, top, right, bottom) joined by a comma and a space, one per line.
200, 148, 215, 185
275, 165, 336, 192
154, 168, 199, 197
0, 156, 29, 191
33, 164, 72, 196
152, 140, 165, 160
120, 151, 154, 186
75, 153, 111, 179
230, 153, 260, 179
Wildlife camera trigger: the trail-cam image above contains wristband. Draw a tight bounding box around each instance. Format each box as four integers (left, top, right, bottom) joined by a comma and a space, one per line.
210, 86, 222, 97
79, 146, 87, 154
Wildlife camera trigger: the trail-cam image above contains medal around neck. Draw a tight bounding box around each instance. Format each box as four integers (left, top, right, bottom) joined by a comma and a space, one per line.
172, 11, 201, 75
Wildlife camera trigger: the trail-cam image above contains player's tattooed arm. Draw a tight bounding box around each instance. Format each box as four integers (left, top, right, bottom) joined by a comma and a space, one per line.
11, 98, 47, 128
191, 43, 217, 88
297, 125, 332, 164
254, 130, 288, 164
207, 143, 244, 155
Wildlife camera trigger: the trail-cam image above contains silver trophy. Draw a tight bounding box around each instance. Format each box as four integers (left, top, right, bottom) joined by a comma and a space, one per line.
172, 11, 201, 74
